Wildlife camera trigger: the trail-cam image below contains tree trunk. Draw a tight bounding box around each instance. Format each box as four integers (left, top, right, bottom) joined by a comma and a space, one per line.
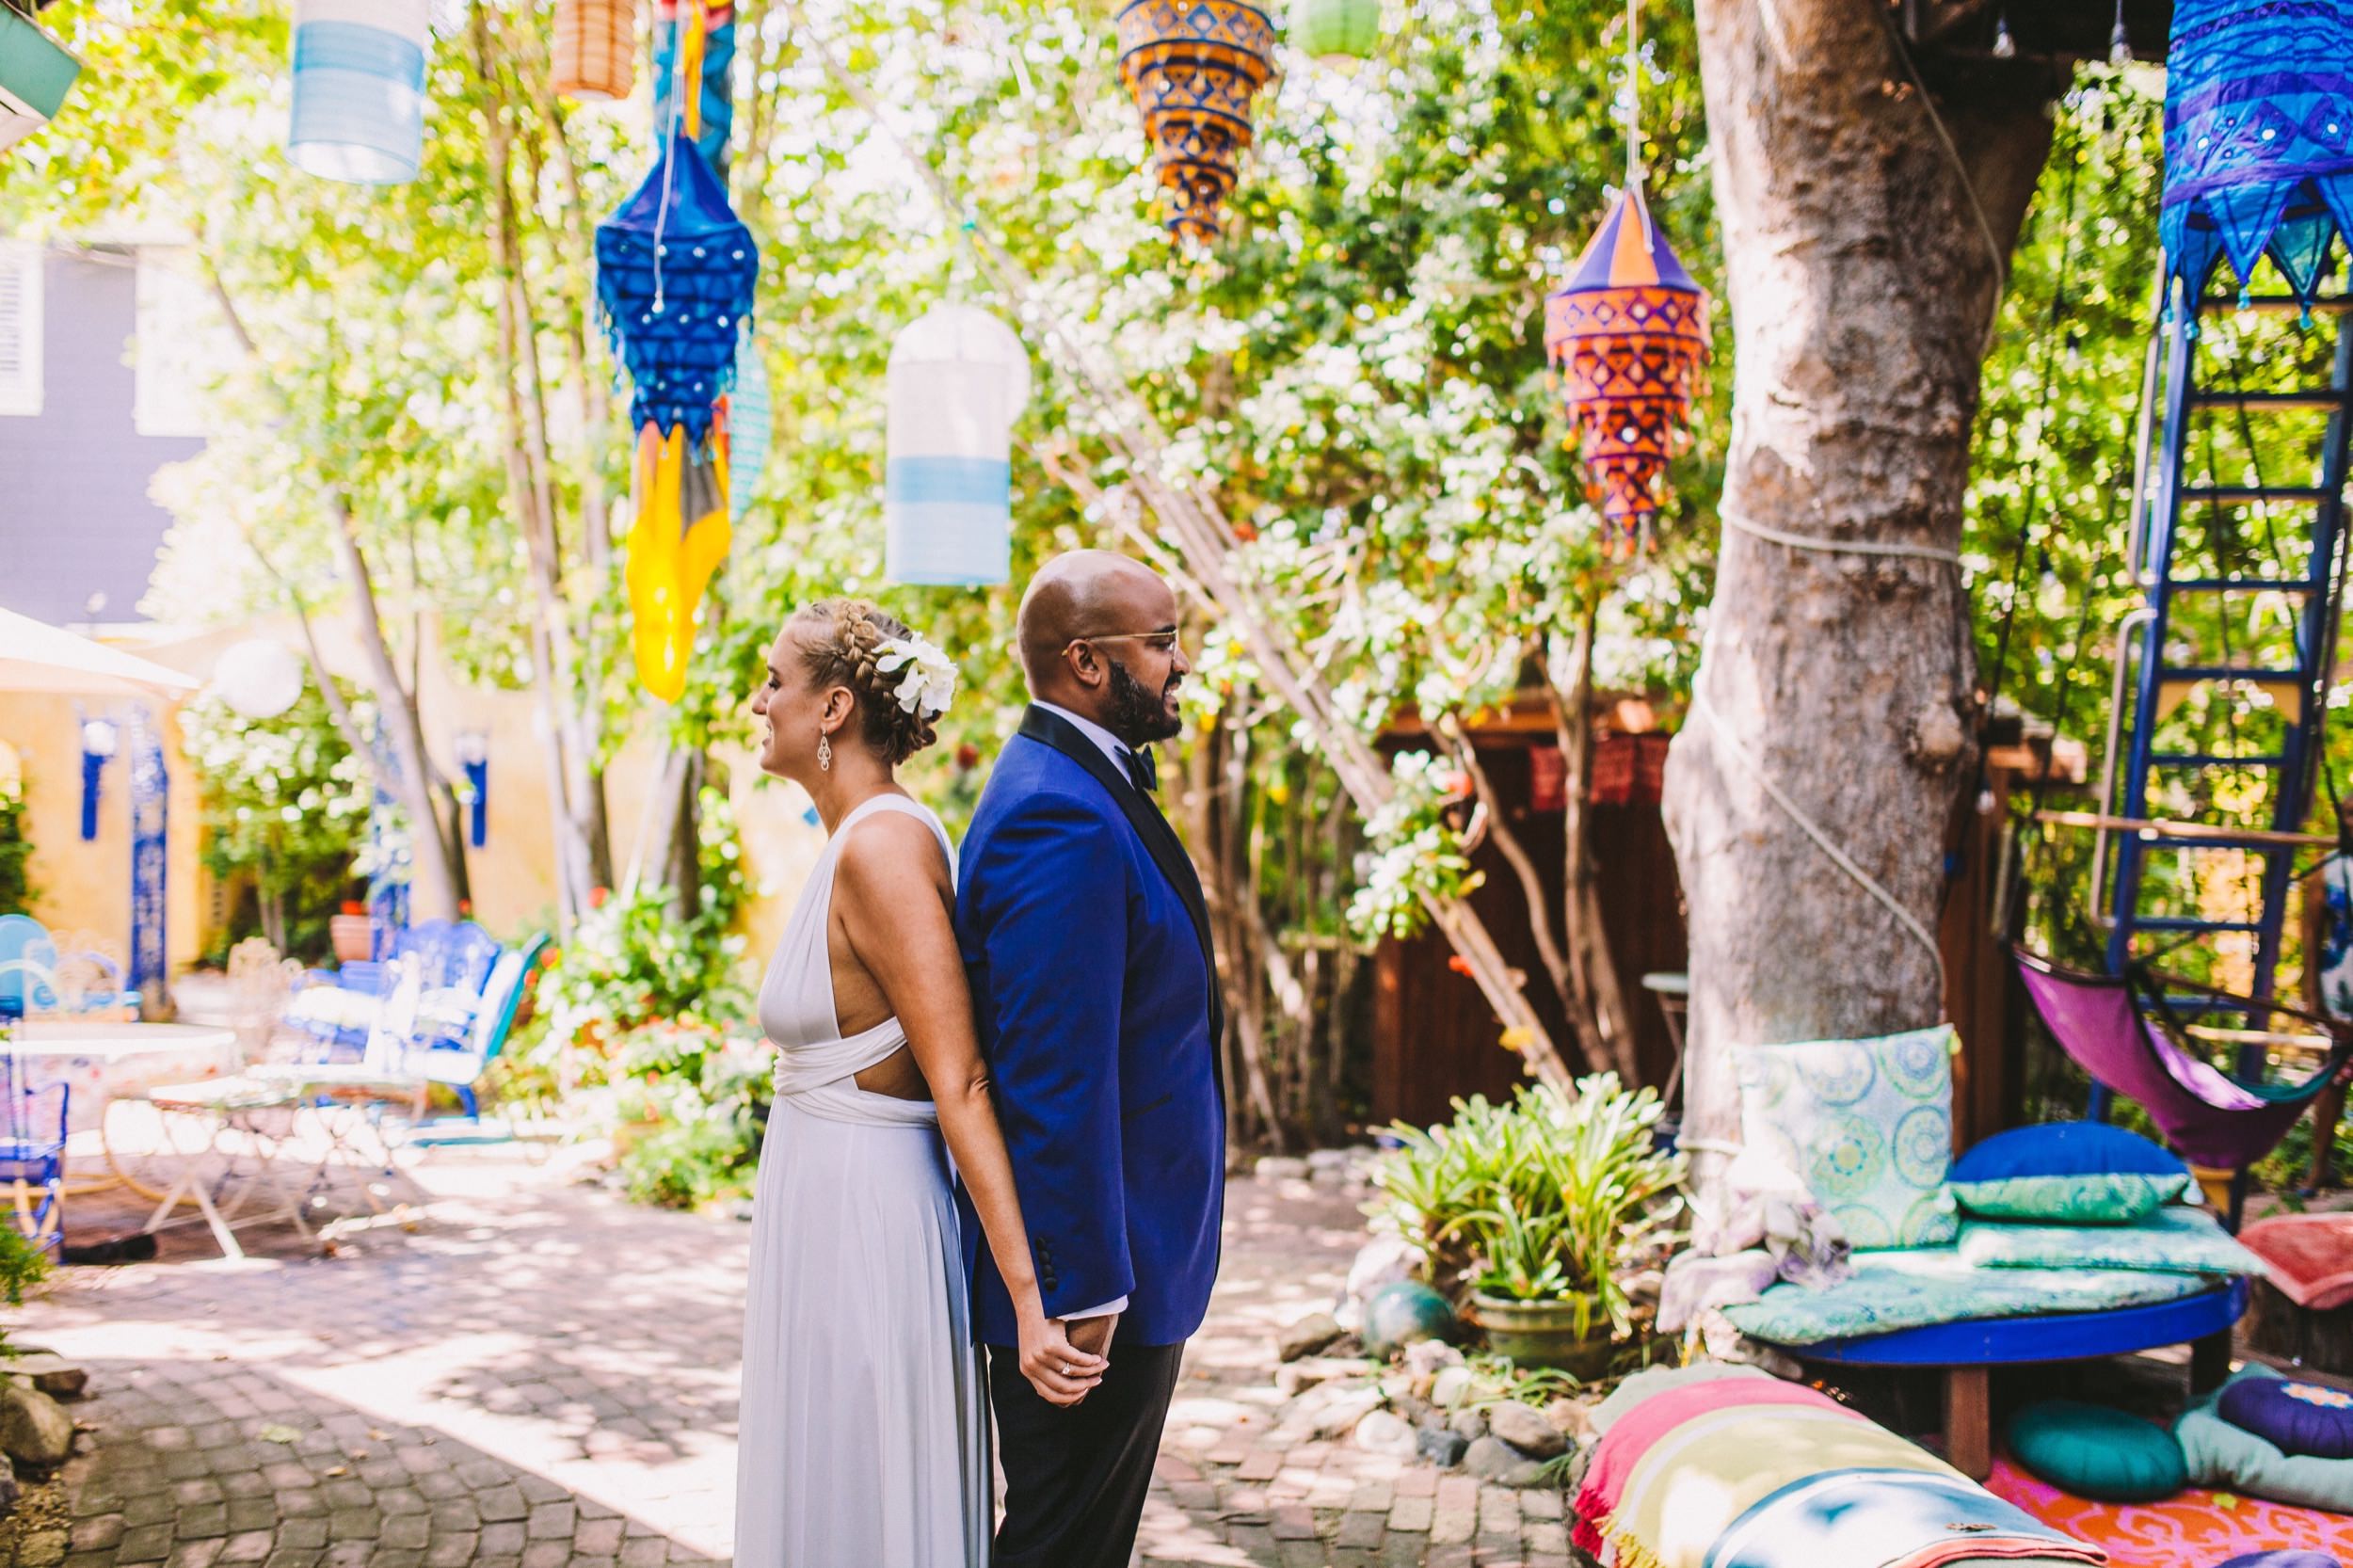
1666, 0, 2058, 1188
1548, 614, 1641, 1085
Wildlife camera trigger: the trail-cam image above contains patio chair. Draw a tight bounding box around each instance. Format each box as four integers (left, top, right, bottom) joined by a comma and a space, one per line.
45, 931, 138, 1016
394, 934, 550, 1144
0, 1048, 70, 1256
2013, 950, 2353, 1224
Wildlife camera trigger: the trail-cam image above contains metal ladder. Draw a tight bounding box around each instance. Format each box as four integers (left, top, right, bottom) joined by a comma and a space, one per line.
2098, 258, 2353, 1079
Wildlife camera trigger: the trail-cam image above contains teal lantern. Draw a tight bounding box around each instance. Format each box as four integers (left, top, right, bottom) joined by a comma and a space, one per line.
1291, 0, 1377, 62
727, 331, 772, 524
0, 7, 81, 153
1363, 1280, 1456, 1360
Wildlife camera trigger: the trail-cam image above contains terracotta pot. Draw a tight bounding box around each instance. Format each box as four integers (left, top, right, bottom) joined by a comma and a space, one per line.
328, 914, 376, 965
1467, 1291, 1615, 1378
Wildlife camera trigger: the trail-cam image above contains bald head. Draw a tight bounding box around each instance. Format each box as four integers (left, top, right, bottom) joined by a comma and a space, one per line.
1017, 551, 1190, 744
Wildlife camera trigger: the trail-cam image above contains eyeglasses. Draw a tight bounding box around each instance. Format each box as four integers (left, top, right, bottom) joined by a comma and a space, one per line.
1069, 630, 1185, 658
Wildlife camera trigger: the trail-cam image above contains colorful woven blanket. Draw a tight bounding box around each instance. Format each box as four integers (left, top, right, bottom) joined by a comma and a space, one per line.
1573, 1374, 2104, 1568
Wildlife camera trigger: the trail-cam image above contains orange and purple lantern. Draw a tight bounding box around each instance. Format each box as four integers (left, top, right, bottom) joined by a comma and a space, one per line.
1115, 0, 1276, 248
1543, 183, 1708, 551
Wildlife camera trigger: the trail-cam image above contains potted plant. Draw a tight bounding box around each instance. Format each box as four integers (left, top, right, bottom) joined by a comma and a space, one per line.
1463, 1076, 1684, 1371
328, 901, 375, 965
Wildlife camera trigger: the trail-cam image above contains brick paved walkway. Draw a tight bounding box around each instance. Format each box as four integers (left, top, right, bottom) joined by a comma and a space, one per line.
28, 1153, 1566, 1568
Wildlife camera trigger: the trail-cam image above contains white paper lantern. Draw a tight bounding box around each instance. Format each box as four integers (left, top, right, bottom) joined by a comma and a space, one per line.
288, 0, 431, 185
214, 640, 307, 721
885, 303, 1032, 588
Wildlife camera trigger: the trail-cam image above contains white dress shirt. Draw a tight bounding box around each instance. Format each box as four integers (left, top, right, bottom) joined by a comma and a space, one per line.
1029, 701, 1133, 1323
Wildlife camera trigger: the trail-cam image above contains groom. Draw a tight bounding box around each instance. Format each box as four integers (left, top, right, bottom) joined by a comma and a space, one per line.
956, 550, 1225, 1568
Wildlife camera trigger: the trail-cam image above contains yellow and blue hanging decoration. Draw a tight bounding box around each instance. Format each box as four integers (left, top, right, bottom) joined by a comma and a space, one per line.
596, 0, 757, 704
1541, 0, 1705, 552
2160, 0, 2353, 312
1115, 0, 1276, 248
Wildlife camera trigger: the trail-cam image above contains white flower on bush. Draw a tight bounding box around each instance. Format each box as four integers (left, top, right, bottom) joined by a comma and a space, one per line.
874, 635, 958, 719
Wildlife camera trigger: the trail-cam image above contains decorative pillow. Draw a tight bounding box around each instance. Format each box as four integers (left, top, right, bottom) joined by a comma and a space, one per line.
2176, 1366, 2353, 1512
1947, 1120, 2191, 1224
2207, 1555, 2343, 1568
1956, 1206, 2268, 1277
2217, 1375, 2353, 1461
2005, 1399, 2187, 1502
1735, 1025, 1959, 1250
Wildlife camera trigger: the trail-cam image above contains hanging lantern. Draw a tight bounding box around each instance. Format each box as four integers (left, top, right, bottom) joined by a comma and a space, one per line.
1290, 0, 1377, 63
1115, 0, 1276, 248
655, 0, 736, 181
288, 0, 431, 185
885, 304, 1032, 588
1544, 183, 1708, 551
726, 332, 772, 524
552, 0, 637, 102
596, 130, 759, 452
2161, 0, 2353, 312
0, 7, 82, 153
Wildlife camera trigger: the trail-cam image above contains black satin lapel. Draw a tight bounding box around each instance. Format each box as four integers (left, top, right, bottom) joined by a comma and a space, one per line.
1016, 707, 1223, 1039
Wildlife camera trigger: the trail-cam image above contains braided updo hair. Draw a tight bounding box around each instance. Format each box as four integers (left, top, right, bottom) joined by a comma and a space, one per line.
791, 599, 940, 767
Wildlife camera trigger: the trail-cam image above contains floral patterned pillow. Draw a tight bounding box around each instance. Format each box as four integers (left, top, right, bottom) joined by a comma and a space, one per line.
1735, 1025, 1960, 1250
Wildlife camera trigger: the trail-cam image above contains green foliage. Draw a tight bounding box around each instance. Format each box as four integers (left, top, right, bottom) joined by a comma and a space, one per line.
538, 885, 750, 1064
1348, 751, 1481, 939
178, 686, 371, 964
607, 1021, 771, 1210
0, 1211, 49, 1308
0, 756, 30, 919
1370, 1076, 1684, 1333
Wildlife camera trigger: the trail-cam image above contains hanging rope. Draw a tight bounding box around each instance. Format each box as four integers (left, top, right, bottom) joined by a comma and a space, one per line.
1719, 506, 1961, 565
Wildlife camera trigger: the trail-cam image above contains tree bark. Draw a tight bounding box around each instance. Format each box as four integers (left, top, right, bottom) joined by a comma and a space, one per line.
1547, 614, 1640, 1085
1666, 0, 2057, 1187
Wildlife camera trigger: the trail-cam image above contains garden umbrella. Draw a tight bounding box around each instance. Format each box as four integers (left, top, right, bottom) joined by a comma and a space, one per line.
0, 608, 200, 696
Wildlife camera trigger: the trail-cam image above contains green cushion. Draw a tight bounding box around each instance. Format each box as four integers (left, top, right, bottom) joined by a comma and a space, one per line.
1949, 1172, 2190, 1224
2175, 1366, 2353, 1512
1956, 1206, 2268, 1276
2005, 1399, 2187, 1502
1735, 1025, 1960, 1250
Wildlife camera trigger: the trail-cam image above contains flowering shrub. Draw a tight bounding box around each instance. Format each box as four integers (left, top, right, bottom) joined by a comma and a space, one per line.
1347, 751, 1481, 940
536, 884, 751, 1065
606, 1020, 773, 1209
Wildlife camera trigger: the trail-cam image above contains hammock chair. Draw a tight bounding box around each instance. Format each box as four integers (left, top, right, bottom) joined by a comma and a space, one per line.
2014, 949, 2353, 1176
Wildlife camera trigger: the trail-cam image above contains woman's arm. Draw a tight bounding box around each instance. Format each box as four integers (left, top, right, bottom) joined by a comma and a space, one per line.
835, 814, 1107, 1406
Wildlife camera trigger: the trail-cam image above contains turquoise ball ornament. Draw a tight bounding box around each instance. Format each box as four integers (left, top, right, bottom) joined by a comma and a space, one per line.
1363, 1281, 1456, 1360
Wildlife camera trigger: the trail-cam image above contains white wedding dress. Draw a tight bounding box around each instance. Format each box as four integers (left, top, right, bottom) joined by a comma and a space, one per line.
734, 793, 990, 1567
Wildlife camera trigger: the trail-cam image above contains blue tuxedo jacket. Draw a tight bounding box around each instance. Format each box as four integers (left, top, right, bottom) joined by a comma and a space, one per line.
955, 705, 1225, 1348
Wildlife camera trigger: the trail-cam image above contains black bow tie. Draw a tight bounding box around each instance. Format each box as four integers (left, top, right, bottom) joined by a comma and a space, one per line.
1122, 745, 1159, 794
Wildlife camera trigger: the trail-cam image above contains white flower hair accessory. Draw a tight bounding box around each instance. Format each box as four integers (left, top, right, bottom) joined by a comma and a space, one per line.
874, 634, 959, 719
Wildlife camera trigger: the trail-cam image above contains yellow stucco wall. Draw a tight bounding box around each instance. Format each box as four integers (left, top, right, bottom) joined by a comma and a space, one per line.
0, 614, 826, 1000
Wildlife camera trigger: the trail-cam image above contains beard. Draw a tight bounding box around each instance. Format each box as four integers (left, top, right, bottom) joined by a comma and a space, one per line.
1104, 654, 1182, 746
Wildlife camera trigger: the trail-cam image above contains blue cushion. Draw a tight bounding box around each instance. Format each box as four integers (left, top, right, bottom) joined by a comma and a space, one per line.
2177, 1366, 2353, 1512
2217, 1375, 2353, 1461
1948, 1121, 2191, 1223
2208, 1555, 2341, 1568
2006, 1399, 2188, 1501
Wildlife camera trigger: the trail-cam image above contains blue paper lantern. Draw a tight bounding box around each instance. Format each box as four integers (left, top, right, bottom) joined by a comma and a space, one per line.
728, 332, 771, 523
885, 304, 1031, 588
288, 0, 430, 185
2162, 0, 2353, 310
595, 129, 760, 451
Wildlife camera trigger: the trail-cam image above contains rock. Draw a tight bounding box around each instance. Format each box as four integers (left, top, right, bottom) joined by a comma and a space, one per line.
6, 1356, 85, 1400
1256, 1156, 1311, 1182
1545, 1397, 1595, 1441
1416, 1427, 1469, 1467
1362, 1281, 1457, 1360
1277, 1312, 1345, 1364
1463, 1435, 1522, 1480
0, 1384, 72, 1467
1501, 1458, 1553, 1488
1306, 1148, 1353, 1180
1275, 1353, 1366, 1397
1402, 1339, 1465, 1378
1487, 1400, 1568, 1459
0, 1452, 18, 1516
1309, 1387, 1384, 1439
1430, 1366, 1477, 1410
1353, 1409, 1419, 1460
1346, 1238, 1423, 1318
1448, 1407, 1487, 1442
1625, 1269, 1665, 1306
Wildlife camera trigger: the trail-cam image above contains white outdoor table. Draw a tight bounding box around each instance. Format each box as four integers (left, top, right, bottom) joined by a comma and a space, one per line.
3, 1020, 240, 1194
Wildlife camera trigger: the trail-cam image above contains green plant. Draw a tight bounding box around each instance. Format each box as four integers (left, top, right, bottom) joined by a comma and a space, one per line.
0, 754, 29, 918
0, 1216, 49, 1308
1371, 1075, 1685, 1336
607, 1020, 772, 1209
536, 885, 750, 1073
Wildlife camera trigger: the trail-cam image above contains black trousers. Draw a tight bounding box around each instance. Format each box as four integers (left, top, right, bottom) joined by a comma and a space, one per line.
985, 1340, 1185, 1568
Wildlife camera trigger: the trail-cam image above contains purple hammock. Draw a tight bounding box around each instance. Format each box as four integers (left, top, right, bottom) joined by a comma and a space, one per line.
2014, 950, 2353, 1171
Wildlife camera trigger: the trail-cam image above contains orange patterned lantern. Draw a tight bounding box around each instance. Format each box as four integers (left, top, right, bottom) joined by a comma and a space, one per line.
553, 0, 636, 102
1543, 182, 1708, 550
1114, 0, 1275, 248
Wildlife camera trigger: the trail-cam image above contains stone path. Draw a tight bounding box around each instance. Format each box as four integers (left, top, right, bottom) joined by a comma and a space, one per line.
26, 1151, 1567, 1568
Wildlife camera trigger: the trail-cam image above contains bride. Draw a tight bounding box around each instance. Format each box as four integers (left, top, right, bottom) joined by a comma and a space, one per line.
734, 599, 1104, 1566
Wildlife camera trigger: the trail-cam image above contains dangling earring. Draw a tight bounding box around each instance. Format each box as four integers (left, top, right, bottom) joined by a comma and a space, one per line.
819, 733, 833, 773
